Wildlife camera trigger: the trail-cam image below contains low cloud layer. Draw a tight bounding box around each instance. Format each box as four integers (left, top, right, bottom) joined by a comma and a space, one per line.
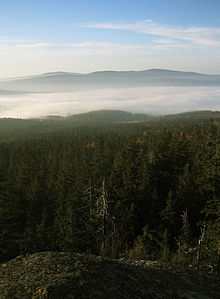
0, 86, 220, 118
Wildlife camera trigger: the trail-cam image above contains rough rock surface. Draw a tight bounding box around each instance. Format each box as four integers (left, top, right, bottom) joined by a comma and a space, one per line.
0, 251, 220, 298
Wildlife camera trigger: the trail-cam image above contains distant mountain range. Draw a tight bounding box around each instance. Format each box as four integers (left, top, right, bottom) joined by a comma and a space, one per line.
0, 69, 220, 94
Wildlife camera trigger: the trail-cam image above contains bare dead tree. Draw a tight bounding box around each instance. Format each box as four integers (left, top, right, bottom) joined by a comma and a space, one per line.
181, 209, 188, 229
195, 221, 207, 270
96, 178, 110, 255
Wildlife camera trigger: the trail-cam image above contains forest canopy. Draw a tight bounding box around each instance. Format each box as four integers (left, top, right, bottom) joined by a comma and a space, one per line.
0, 110, 220, 272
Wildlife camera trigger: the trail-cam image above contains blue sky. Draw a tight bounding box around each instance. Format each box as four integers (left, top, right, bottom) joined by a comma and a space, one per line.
1, 0, 220, 77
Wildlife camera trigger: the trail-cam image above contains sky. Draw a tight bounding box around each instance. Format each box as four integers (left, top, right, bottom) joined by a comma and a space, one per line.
1, 0, 220, 77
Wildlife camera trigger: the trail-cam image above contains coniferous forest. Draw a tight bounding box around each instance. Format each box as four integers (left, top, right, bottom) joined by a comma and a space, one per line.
0, 111, 220, 273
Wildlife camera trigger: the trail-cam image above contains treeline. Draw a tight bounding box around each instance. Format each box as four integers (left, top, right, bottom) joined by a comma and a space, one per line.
1, 109, 219, 141
0, 118, 220, 272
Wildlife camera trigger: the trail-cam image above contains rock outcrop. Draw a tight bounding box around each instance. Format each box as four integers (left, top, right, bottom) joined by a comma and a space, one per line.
0, 251, 220, 298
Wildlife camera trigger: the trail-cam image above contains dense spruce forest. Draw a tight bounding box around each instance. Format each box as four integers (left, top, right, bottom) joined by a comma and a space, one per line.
0, 110, 220, 273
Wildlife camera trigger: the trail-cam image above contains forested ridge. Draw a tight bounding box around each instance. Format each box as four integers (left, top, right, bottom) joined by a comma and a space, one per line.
0, 110, 220, 273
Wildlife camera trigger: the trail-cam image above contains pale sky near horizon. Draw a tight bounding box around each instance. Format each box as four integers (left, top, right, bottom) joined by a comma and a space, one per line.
1, 0, 220, 77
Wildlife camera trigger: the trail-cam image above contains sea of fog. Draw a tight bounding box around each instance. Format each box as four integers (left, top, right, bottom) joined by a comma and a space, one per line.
0, 86, 220, 118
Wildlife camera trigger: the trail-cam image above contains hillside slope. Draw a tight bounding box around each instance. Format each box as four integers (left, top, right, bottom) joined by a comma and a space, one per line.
0, 251, 220, 298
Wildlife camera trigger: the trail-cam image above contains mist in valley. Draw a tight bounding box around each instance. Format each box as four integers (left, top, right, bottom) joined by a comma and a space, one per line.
0, 85, 220, 118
